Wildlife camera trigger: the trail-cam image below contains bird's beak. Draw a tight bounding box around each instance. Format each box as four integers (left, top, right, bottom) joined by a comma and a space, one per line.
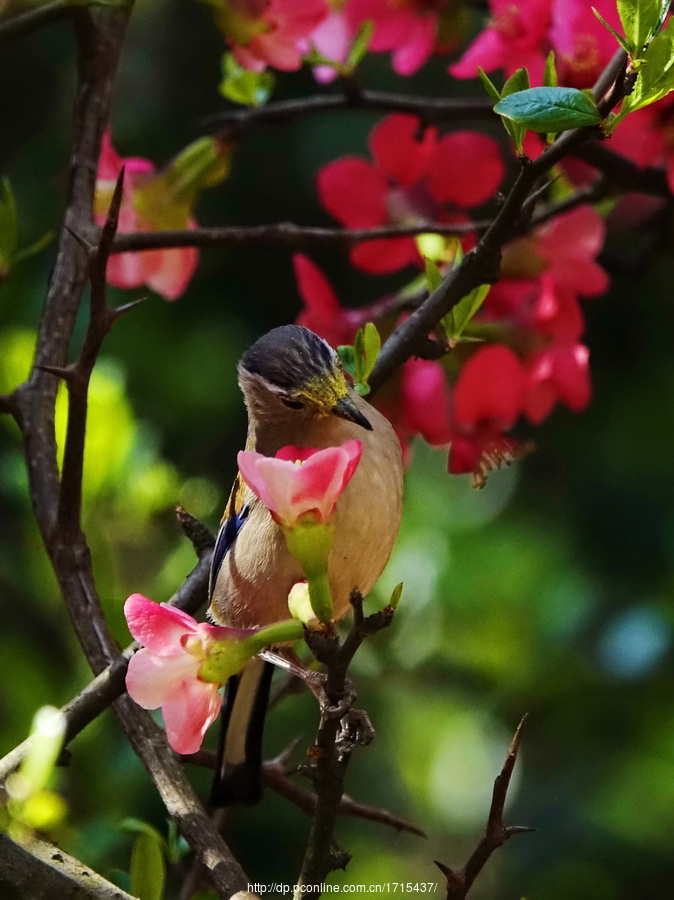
332, 396, 373, 431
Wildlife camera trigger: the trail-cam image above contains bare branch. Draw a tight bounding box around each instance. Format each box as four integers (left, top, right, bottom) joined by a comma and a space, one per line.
0, 1, 69, 49
0, 831, 136, 900
203, 91, 494, 132
435, 717, 532, 900
112, 220, 478, 254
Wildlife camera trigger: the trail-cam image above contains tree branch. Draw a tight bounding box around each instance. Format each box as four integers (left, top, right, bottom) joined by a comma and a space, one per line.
204, 91, 494, 132
0, 1, 69, 49
435, 717, 532, 900
0, 831, 136, 900
111, 220, 478, 254
294, 593, 396, 898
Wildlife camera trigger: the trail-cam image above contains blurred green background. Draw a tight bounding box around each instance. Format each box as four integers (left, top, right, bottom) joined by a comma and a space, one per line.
2, 2, 674, 898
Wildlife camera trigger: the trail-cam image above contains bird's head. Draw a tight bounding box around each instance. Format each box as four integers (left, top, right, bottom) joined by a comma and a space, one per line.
238, 325, 372, 432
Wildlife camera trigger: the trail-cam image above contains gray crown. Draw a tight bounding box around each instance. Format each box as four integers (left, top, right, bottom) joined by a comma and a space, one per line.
239, 325, 336, 391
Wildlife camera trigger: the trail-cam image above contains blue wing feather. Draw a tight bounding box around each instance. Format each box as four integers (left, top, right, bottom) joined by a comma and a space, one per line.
209, 503, 249, 598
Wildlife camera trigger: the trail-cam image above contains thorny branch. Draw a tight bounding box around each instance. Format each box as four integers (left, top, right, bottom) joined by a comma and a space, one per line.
292, 592, 396, 898
435, 717, 532, 900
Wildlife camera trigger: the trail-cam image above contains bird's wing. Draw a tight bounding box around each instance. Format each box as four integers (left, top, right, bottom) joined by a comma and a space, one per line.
209, 472, 249, 597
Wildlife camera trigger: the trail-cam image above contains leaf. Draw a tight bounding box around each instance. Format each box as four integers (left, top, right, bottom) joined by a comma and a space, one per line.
424, 256, 443, 294
616, 0, 670, 52
544, 51, 558, 88
621, 20, 674, 114
593, 6, 634, 55
219, 52, 274, 107
130, 831, 166, 900
502, 66, 530, 96
443, 284, 490, 340
346, 19, 374, 69
389, 582, 404, 609
499, 68, 530, 152
477, 66, 502, 103
494, 86, 602, 132
337, 344, 356, 379
352, 322, 381, 394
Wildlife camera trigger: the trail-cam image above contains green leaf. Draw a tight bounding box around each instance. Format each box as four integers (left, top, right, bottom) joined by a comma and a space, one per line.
337, 344, 356, 379
620, 20, 674, 115
494, 86, 602, 132
424, 256, 443, 294
130, 831, 166, 900
346, 19, 374, 69
502, 66, 530, 96
442, 284, 490, 340
499, 68, 530, 152
593, 6, 634, 54
543, 51, 558, 88
351, 322, 381, 395
477, 66, 502, 103
617, 0, 670, 53
219, 52, 274, 107
389, 582, 404, 610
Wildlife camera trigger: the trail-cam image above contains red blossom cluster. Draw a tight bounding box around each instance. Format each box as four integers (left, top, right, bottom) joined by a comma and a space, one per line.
96, 0, 674, 480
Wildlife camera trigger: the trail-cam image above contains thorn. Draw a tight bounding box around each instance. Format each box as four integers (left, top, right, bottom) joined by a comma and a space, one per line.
34, 363, 73, 382
434, 861, 463, 890
506, 825, 536, 836
110, 296, 147, 321
508, 713, 528, 757
271, 735, 305, 770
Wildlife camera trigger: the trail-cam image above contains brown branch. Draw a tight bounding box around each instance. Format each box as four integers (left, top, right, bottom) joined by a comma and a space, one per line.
0, 831, 136, 900
111, 220, 479, 254
203, 91, 494, 132
293, 593, 396, 898
0, 0, 69, 49
435, 717, 532, 900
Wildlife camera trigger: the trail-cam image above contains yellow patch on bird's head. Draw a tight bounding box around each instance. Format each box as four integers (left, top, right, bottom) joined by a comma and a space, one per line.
295, 369, 349, 416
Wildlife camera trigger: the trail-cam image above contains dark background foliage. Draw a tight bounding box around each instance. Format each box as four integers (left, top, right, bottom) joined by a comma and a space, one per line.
2, 2, 674, 897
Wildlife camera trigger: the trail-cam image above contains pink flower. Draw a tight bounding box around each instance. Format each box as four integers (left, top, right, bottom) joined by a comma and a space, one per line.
449, 0, 552, 84
95, 132, 198, 301
124, 594, 258, 754
346, 0, 447, 75
209, 0, 329, 71
317, 114, 504, 273
237, 441, 363, 527
450, 0, 619, 88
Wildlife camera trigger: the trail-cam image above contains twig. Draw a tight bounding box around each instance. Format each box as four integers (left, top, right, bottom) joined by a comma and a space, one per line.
112, 220, 479, 254
435, 717, 532, 900
203, 91, 494, 131
0, 0, 68, 49
183, 745, 424, 837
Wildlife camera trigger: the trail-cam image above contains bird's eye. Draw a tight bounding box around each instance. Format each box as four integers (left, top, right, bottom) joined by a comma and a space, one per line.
281, 398, 304, 410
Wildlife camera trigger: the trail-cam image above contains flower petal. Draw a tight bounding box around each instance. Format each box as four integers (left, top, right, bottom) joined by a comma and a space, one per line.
124, 593, 198, 653
126, 648, 198, 709
161, 677, 223, 755
317, 158, 388, 229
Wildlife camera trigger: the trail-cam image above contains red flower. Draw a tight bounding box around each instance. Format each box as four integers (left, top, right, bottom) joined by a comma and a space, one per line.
317, 114, 504, 273
524, 342, 591, 423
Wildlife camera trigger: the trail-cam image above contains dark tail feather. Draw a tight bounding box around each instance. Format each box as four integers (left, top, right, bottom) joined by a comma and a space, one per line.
209, 657, 273, 806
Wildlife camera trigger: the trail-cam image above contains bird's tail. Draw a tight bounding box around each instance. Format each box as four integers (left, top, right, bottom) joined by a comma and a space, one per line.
209, 656, 273, 806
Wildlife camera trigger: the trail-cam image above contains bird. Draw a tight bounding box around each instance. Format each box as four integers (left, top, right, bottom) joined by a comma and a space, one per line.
208, 323, 404, 805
